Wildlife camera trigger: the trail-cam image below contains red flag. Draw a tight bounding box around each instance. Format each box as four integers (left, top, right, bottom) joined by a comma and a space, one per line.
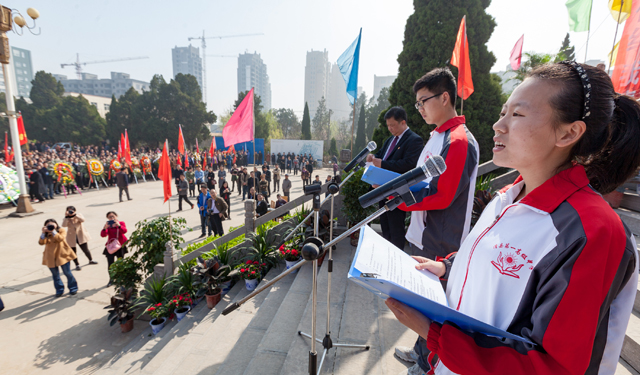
184, 151, 189, 168
120, 134, 126, 161
510, 35, 524, 70
17, 115, 27, 146
451, 16, 474, 100
117, 140, 122, 161
203, 154, 207, 169
178, 125, 186, 155
223, 88, 254, 147
4, 132, 8, 163
612, 0, 640, 97
157, 140, 172, 203
177, 154, 182, 167
209, 137, 216, 158
124, 129, 132, 166
196, 138, 200, 154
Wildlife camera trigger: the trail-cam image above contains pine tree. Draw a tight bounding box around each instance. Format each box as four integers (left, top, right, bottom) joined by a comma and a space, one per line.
354, 103, 367, 150
329, 137, 338, 157
373, 0, 503, 163
558, 33, 575, 61
301, 102, 312, 140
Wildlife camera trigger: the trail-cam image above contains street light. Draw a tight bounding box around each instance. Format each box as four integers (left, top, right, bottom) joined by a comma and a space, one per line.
1, 5, 40, 215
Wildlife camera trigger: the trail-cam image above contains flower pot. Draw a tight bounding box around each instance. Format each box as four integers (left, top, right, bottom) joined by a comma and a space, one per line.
350, 231, 359, 247
175, 306, 191, 322
120, 315, 134, 333
205, 291, 222, 309
220, 280, 232, 296
244, 278, 259, 291
285, 258, 302, 274
149, 317, 166, 335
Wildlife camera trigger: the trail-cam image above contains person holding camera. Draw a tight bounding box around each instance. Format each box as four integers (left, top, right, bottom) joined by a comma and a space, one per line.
62, 206, 97, 271
207, 190, 227, 236
39, 219, 79, 297
100, 211, 128, 287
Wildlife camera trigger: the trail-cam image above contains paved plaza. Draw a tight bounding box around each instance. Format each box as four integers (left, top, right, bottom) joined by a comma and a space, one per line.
0, 169, 323, 375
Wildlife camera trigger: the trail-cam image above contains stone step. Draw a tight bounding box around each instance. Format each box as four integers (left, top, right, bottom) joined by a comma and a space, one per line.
622, 311, 640, 374
150, 266, 283, 375
95, 281, 245, 375
212, 262, 301, 375
616, 208, 640, 237
618, 358, 640, 375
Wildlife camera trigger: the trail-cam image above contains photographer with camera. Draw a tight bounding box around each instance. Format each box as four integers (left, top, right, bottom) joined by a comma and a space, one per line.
38, 219, 79, 297
100, 211, 128, 287
62, 206, 97, 271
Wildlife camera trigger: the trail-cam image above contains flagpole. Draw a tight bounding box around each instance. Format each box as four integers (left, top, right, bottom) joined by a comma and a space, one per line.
350, 101, 356, 155
608, 0, 624, 74
584, 1, 593, 63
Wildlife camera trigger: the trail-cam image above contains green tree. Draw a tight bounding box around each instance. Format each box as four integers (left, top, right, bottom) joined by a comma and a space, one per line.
366, 87, 390, 142
329, 137, 338, 157
312, 97, 331, 142
509, 52, 555, 84
301, 102, 311, 140
273, 108, 300, 139
354, 103, 367, 150
377, 0, 504, 163
558, 33, 575, 61
105, 89, 140, 146
30, 71, 64, 109
174, 73, 202, 102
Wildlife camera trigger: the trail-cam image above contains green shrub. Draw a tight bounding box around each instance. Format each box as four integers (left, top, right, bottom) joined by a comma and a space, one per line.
128, 216, 189, 276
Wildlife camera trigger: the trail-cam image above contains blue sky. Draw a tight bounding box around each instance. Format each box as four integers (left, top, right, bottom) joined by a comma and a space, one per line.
13, 0, 624, 117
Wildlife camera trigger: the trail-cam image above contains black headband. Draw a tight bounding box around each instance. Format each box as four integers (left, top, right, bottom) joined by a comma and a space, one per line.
559, 60, 591, 121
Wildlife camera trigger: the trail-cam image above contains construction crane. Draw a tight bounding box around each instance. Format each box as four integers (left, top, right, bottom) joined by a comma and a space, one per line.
188, 31, 264, 104
61, 53, 149, 79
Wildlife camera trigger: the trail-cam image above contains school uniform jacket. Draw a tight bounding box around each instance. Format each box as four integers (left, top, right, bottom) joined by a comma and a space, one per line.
427, 165, 639, 375
400, 116, 479, 258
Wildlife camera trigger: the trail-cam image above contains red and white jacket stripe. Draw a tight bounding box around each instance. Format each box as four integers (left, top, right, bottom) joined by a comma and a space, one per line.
428, 165, 639, 375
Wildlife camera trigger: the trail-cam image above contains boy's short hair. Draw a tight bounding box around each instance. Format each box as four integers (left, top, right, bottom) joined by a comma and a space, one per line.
413, 67, 457, 108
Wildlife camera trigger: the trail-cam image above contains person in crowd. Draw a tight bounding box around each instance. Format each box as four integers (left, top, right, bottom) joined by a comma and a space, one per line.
324, 175, 333, 198
206, 167, 216, 191
240, 167, 248, 199
247, 171, 257, 198
62, 206, 96, 270
313, 175, 321, 185
293, 157, 299, 175
197, 185, 212, 238
100, 211, 128, 287
301, 167, 310, 187
307, 157, 314, 175
29, 167, 46, 203
186, 167, 196, 197
218, 165, 227, 188
256, 193, 268, 217
39, 163, 54, 199
177, 174, 194, 211
262, 165, 272, 196
332, 161, 339, 177
273, 165, 281, 192
282, 173, 292, 201
116, 168, 132, 202
259, 174, 270, 199
230, 164, 239, 192
39, 218, 78, 297
207, 189, 227, 236
194, 164, 205, 188
253, 166, 261, 182
247, 186, 257, 200
366, 106, 424, 251
220, 181, 231, 219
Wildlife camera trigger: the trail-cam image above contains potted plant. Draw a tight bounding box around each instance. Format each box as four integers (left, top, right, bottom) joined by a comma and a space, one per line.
109, 257, 143, 293
167, 293, 193, 322
245, 223, 281, 272
134, 275, 172, 322
237, 260, 264, 291
192, 256, 237, 309
105, 288, 136, 333
127, 216, 189, 276
174, 263, 199, 303
145, 302, 168, 335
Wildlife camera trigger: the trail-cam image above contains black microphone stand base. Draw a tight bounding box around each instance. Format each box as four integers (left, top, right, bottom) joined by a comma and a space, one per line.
299, 331, 370, 374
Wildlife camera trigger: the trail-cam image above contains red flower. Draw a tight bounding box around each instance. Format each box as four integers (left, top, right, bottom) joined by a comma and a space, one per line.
147, 307, 156, 311
155, 303, 162, 307
279, 245, 284, 251
240, 268, 246, 272
262, 263, 266, 266
251, 271, 256, 274
291, 250, 298, 256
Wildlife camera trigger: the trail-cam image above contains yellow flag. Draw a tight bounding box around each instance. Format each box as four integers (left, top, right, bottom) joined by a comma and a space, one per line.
609, 41, 620, 67
609, 0, 632, 23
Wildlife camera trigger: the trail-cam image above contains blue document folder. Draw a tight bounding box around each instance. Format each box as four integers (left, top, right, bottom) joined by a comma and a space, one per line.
348, 227, 534, 345
361, 165, 429, 192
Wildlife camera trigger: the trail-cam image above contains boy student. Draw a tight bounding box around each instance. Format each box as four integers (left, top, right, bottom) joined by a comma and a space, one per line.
393, 68, 479, 375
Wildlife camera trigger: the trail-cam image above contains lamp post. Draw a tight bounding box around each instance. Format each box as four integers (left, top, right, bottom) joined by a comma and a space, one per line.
1, 5, 40, 215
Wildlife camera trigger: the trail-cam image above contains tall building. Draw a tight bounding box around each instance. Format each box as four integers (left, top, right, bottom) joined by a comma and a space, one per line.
172, 45, 203, 94
304, 49, 329, 118
0, 46, 35, 98
326, 63, 352, 121
373, 75, 396, 101
237, 52, 272, 111
55, 72, 150, 99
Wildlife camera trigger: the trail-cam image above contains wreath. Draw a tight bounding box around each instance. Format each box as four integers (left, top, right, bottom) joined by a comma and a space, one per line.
87, 159, 104, 176
140, 156, 152, 174
0, 165, 20, 203
54, 162, 75, 184
110, 160, 122, 172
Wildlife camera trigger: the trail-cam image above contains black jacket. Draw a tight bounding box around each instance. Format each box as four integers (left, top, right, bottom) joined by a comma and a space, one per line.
116, 171, 129, 188
256, 200, 268, 216
374, 128, 424, 174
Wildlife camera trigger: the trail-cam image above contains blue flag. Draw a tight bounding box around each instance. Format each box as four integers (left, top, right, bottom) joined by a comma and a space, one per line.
337, 28, 362, 105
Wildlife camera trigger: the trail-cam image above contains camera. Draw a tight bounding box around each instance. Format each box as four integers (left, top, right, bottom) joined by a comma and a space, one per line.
107, 220, 115, 226
46, 224, 56, 231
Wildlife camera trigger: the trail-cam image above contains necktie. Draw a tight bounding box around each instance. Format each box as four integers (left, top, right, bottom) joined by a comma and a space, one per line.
383, 137, 398, 161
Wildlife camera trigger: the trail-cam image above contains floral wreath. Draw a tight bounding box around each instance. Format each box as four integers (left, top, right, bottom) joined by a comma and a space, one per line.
54, 162, 75, 184
0, 165, 20, 203
110, 159, 122, 172
87, 159, 104, 176
140, 156, 152, 174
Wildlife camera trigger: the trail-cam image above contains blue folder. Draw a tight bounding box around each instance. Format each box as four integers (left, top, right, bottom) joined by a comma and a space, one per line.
361, 165, 429, 192
348, 227, 534, 345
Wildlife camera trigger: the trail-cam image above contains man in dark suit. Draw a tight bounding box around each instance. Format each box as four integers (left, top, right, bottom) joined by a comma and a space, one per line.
116, 169, 132, 202
366, 106, 423, 251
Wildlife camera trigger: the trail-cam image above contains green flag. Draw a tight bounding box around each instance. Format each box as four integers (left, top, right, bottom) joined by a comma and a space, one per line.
566, 0, 593, 32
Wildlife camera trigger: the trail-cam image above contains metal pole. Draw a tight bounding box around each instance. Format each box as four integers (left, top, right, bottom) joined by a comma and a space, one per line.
608, 1, 623, 75
350, 102, 356, 155
3, 62, 33, 213
584, 4, 593, 63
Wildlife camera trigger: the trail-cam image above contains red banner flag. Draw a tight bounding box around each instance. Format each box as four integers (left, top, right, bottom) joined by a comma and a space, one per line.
17, 115, 27, 146
209, 137, 216, 158
612, 0, 640, 97
510, 35, 524, 70
184, 151, 189, 168
124, 129, 132, 166
223, 88, 254, 147
178, 125, 186, 155
117, 140, 122, 161
177, 154, 182, 167
196, 138, 200, 154
451, 16, 474, 100
157, 140, 172, 203
203, 154, 207, 169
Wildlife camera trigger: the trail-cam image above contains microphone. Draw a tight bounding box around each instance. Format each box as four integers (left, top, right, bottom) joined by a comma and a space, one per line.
343, 141, 376, 173
358, 155, 447, 209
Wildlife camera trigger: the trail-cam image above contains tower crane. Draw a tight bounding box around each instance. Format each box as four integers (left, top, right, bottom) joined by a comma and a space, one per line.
188, 31, 264, 104
60, 53, 149, 79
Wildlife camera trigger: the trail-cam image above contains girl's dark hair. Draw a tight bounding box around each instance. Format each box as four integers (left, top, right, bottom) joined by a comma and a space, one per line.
528, 63, 640, 194
66, 206, 76, 211
44, 218, 58, 228
106, 211, 117, 218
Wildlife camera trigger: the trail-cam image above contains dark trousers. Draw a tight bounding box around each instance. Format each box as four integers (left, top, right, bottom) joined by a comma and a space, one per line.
225, 198, 231, 218
118, 186, 130, 201
72, 241, 93, 266
178, 195, 192, 210
414, 335, 439, 373
231, 178, 238, 192
209, 214, 224, 236
49, 262, 78, 295
105, 252, 124, 282
283, 191, 290, 202
200, 214, 211, 235
242, 185, 248, 200
274, 179, 280, 191
379, 204, 408, 251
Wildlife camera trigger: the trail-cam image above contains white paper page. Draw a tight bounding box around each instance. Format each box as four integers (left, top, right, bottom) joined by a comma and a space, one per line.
355, 226, 448, 305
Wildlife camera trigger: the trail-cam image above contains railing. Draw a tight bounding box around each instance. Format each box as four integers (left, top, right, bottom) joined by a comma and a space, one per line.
477, 160, 518, 190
